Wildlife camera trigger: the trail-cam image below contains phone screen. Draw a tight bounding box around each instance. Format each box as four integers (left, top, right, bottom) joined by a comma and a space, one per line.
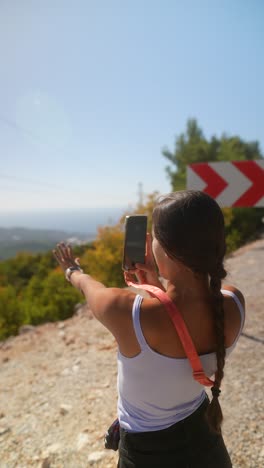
122, 215, 147, 271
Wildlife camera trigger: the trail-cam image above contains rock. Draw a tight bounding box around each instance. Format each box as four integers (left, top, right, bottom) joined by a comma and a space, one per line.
42, 442, 61, 458
76, 432, 91, 450
59, 403, 72, 415
41, 458, 51, 468
73, 357, 81, 365
0, 426, 11, 436
57, 322, 65, 329
74, 303, 85, 315
65, 337, 75, 346
88, 451, 106, 464
0, 336, 14, 350
102, 382, 110, 388
19, 325, 35, 335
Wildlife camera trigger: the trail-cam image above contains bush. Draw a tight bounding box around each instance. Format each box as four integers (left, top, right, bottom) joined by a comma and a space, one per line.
224, 207, 264, 253
81, 226, 125, 287
21, 269, 83, 325
0, 286, 26, 340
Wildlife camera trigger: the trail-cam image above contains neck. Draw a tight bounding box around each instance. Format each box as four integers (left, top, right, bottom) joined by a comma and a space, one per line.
166, 271, 210, 301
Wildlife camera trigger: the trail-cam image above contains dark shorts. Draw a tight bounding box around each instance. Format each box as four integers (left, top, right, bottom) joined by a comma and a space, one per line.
117, 397, 232, 468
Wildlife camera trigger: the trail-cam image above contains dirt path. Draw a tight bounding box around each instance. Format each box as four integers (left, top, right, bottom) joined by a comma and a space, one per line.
0, 238, 263, 467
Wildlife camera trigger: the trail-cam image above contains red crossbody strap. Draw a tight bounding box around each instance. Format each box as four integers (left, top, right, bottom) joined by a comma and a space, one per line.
127, 281, 214, 387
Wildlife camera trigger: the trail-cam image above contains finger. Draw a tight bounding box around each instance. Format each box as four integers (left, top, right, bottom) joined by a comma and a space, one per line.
135, 270, 146, 284
59, 242, 69, 258
128, 268, 137, 274
124, 271, 136, 283
54, 247, 63, 262
124, 272, 131, 284
146, 233, 155, 262
55, 243, 66, 259
53, 250, 59, 261
75, 257, 81, 266
124, 270, 134, 279
66, 243, 72, 258
146, 232, 152, 248
53, 250, 64, 267
135, 263, 153, 272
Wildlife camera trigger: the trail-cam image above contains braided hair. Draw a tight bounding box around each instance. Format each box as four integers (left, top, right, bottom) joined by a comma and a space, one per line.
207, 264, 227, 432
153, 190, 227, 433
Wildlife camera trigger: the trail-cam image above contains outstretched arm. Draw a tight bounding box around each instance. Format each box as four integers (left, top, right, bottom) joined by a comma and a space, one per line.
53, 242, 134, 329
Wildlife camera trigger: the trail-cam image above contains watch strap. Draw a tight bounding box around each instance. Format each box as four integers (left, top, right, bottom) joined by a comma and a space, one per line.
65, 266, 83, 282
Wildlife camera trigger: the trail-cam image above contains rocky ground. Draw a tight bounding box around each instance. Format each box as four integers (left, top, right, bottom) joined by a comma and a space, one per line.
0, 238, 263, 468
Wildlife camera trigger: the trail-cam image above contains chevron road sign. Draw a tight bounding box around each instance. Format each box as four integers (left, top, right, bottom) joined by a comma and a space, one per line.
187, 160, 264, 207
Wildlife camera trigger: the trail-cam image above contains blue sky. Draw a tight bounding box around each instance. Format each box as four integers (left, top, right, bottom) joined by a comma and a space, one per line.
0, 0, 263, 213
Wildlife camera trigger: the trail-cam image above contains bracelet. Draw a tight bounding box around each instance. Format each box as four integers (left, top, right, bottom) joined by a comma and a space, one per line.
65, 266, 83, 282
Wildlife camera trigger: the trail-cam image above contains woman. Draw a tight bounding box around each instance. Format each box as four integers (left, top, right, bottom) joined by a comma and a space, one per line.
53, 190, 245, 467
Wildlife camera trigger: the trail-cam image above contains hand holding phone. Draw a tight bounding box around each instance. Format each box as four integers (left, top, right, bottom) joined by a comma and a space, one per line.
132, 233, 166, 290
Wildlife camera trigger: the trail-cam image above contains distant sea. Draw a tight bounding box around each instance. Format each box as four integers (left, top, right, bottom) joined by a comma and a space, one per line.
0, 207, 127, 236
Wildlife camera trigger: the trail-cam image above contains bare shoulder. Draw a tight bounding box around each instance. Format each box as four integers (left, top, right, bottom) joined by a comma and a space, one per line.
222, 284, 246, 310
91, 287, 136, 329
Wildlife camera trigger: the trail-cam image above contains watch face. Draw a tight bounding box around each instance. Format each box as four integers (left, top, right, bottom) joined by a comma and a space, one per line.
66, 266, 82, 281
65, 268, 71, 280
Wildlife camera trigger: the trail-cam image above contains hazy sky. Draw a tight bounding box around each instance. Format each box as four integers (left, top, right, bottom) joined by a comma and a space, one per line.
1, 0, 263, 212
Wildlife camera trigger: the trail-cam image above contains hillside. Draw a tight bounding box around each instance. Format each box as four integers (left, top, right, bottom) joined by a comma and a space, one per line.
0, 238, 263, 467
0, 227, 94, 260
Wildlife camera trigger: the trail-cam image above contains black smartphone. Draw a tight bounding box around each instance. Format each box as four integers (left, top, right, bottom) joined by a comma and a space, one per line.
122, 215, 147, 271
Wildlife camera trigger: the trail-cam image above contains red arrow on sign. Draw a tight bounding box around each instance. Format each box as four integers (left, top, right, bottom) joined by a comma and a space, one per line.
189, 163, 228, 198
232, 161, 264, 207
187, 160, 264, 207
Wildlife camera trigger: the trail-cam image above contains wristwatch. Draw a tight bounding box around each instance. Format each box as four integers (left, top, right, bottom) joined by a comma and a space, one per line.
65, 266, 83, 282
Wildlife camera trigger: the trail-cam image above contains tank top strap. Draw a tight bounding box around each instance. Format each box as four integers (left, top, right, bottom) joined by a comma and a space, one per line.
221, 289, 245, 346
132, 295, 148, 351
126, 282, 215, 387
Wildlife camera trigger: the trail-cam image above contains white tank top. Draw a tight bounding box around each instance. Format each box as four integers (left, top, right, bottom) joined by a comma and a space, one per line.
117, 289, 245, 432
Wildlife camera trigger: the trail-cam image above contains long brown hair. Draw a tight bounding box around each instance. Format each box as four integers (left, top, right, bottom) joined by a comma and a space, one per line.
152, 190, 227, 433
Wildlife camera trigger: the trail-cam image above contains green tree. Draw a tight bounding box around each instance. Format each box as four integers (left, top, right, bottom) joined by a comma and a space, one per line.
162, 118, 262, 190
81, 226, 125, 287
0, 252, 41, 291
162, 119, 264, 252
